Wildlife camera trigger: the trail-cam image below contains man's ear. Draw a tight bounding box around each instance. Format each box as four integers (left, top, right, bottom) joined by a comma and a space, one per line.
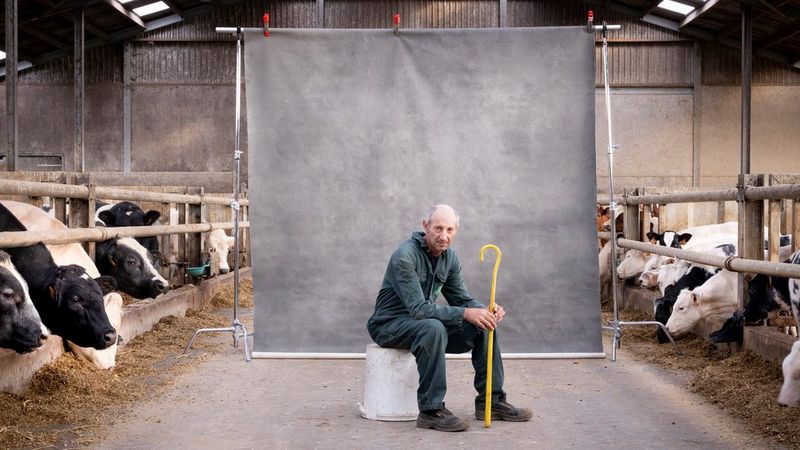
421, 220, 428, 230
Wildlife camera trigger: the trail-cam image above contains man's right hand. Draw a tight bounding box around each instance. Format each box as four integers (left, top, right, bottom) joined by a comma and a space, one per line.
464, 307, 497, 331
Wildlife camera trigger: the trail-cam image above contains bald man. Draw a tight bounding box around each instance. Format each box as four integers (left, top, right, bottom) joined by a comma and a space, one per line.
367, 204, 532, 432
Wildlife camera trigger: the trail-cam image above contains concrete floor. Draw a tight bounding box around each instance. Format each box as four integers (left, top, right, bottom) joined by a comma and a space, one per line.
94, 326, 775, 449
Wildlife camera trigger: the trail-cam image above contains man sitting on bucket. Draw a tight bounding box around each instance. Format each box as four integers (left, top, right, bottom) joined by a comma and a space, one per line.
367, 204, 533, 432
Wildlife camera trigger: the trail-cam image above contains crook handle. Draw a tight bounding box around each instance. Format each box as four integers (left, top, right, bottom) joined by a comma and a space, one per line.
479, 244, 502, 311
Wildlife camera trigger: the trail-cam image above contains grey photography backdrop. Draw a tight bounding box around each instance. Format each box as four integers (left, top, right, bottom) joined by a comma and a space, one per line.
245, 27, 602, 354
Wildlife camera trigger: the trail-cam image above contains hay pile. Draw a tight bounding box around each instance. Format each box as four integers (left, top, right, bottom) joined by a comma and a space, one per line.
608, 308, 798, 447
0, 307, 229, 449
210, 278, 253, 308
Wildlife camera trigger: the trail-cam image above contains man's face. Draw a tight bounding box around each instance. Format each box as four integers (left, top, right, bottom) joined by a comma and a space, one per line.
423, 209, 459, 257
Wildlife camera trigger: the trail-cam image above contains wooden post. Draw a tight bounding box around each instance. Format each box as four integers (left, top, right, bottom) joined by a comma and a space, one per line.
769, 199, 781, 262
86, 173, 96, 261
177, 201, 187, 286
717, 201, 726, 223
54, 175, 67, 224
794, 199, 800, 253
187, 187, 202, 269
737, 174, 764, 309
623, 188, 639, 242
168, 203, 179, 286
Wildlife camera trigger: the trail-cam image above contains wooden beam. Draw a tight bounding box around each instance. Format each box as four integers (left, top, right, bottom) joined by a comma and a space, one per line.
6, 0, 18, 172
73, 7, 84, 172
640, 0, 663, 18
19, 23, 67, 49
680, 0, 723, 29
102, 0, 146, 29
757, 19, 800, 49
161, 0, 183, 17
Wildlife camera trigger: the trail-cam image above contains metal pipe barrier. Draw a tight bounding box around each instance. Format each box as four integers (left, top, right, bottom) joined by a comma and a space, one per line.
597, 183, 800, 206
610, 237, 800, 279
0, 221, 250, 247
0, 178, 248, 207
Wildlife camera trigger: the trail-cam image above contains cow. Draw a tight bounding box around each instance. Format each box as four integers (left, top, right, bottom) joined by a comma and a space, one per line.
778, 250, 800, 406
95, 237, 169, 299
0, 203, 117, 349
96, 201, 162, 261
206, 229, 235, 275
710, 272, 793, 344
2, 201, 168, 301
0, 250, 47, 354
665, 269, 738, 338
0, 201, 132, 369
654, 265, 717, 343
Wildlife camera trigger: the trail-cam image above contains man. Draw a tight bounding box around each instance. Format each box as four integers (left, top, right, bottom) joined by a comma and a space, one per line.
367, 204, 532, 432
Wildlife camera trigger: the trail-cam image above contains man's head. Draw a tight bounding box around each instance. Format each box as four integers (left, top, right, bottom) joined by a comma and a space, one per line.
422, 204, 460, 257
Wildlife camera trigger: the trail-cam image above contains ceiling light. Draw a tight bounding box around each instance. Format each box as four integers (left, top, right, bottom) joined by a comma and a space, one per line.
658, 0, 695, 15
133, 1, 169, 17
0, 51, 5, 61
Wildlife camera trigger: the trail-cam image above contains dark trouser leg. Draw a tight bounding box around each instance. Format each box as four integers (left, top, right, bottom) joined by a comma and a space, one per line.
447, 323, 506, 409
369, 317, 449, 411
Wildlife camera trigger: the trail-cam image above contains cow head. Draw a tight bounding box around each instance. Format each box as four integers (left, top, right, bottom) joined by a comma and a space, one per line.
97, 202, 162, 261
709, 310, 744, 344
779, 340, 800, 407
96, 237, 169, 299
654, 288, 677, 343
665, 289, 701, 338
0, 252, 47, 354
68, 293, 124, 370
744, 274, 775, 323
617, 249, 650, 279
47, 264, 118, 350
647, 229, 692, 249
207, 229, 235, 274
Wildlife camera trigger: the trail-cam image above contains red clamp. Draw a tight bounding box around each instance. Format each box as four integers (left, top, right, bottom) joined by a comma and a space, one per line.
393, 13, 400, 36
263, 12, 270, 38
586, 10, 594, 33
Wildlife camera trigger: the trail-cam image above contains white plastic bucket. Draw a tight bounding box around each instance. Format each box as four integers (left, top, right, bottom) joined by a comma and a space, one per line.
358, 343, 419, 421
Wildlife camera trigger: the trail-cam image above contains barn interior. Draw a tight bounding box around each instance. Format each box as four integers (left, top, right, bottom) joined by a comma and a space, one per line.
1, 0, 800, 448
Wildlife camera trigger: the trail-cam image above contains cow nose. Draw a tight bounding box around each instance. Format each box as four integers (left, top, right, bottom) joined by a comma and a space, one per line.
104, 330, 118, 346
156, 281, 170, 293
220, 268, 230, 274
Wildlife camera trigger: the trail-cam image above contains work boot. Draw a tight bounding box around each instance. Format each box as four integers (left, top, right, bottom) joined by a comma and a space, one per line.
416, 405, 470, 432
475, 400, 533, 422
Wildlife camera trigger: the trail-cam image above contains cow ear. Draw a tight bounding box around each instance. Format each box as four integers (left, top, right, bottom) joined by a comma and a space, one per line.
646, 231, 657, 242
98, 210, 114, 226
48, 285, 57, 301
95, 276, 118, 295
691, 293, 699, 304
144, 210, 161, 226
678, 233, 692, 245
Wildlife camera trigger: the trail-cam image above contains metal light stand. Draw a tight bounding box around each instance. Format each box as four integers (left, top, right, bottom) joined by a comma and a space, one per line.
184, 26, 251, 362
590, 19, 681, 362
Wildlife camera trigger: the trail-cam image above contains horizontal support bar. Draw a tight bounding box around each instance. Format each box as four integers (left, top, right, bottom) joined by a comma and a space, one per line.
0, 179, 248, 206
0, 221, 249, 247
617, 238, 800, 278
597, 183, 800, 206
250, 352, 607, 360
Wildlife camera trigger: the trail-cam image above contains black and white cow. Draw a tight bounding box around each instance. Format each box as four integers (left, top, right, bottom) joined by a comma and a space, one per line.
96, 201, 162, 260
709, 273, 792, 344
0, 203, 117, 350
778, 250, 800, 406
0, 250, 47, 354
654, 266, 717, 343
95, 237, 169, 299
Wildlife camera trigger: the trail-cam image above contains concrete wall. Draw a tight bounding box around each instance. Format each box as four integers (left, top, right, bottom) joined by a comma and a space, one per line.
699, 86, 800, 187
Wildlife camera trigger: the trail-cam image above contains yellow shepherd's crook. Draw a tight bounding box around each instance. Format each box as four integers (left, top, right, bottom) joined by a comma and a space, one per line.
479, 244, 501, 429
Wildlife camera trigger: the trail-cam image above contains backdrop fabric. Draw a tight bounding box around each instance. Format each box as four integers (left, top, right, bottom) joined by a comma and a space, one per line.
245, 27, 602, 354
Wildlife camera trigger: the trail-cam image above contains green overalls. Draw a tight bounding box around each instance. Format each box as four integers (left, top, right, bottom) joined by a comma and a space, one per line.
367, 232, 506, 411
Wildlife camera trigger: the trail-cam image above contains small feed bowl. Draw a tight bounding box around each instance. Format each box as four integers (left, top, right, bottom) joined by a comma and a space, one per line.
187, 265, 209, 277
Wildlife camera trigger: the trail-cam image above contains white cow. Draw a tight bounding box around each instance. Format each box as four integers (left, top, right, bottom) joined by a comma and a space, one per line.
665, 269, 738, 337
777, 250, 800, 406
207, 229, 235, 275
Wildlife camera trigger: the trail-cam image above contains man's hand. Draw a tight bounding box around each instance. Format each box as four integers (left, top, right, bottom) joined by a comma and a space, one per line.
464, 305, 505, 331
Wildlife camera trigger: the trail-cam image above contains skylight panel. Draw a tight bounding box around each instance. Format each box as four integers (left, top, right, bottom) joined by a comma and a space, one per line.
658, 0, 695, 15
133, 1, 169, 17
0, 51, 5, 61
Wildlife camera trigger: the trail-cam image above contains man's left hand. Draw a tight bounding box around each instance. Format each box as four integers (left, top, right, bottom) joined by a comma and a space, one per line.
492, 304, 506, 323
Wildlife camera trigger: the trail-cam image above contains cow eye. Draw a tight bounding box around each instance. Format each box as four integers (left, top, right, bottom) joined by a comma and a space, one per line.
71, 295, 80, 303
127, 259, 137, 266
2, 289, 14, 300
209, 248, 216, 253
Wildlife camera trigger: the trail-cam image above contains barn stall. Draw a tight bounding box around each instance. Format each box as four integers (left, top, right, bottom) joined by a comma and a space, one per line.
2, 0, 800, 448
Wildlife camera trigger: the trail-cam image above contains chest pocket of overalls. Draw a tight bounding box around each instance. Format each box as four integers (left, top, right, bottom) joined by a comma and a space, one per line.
431, 272, 446, 300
